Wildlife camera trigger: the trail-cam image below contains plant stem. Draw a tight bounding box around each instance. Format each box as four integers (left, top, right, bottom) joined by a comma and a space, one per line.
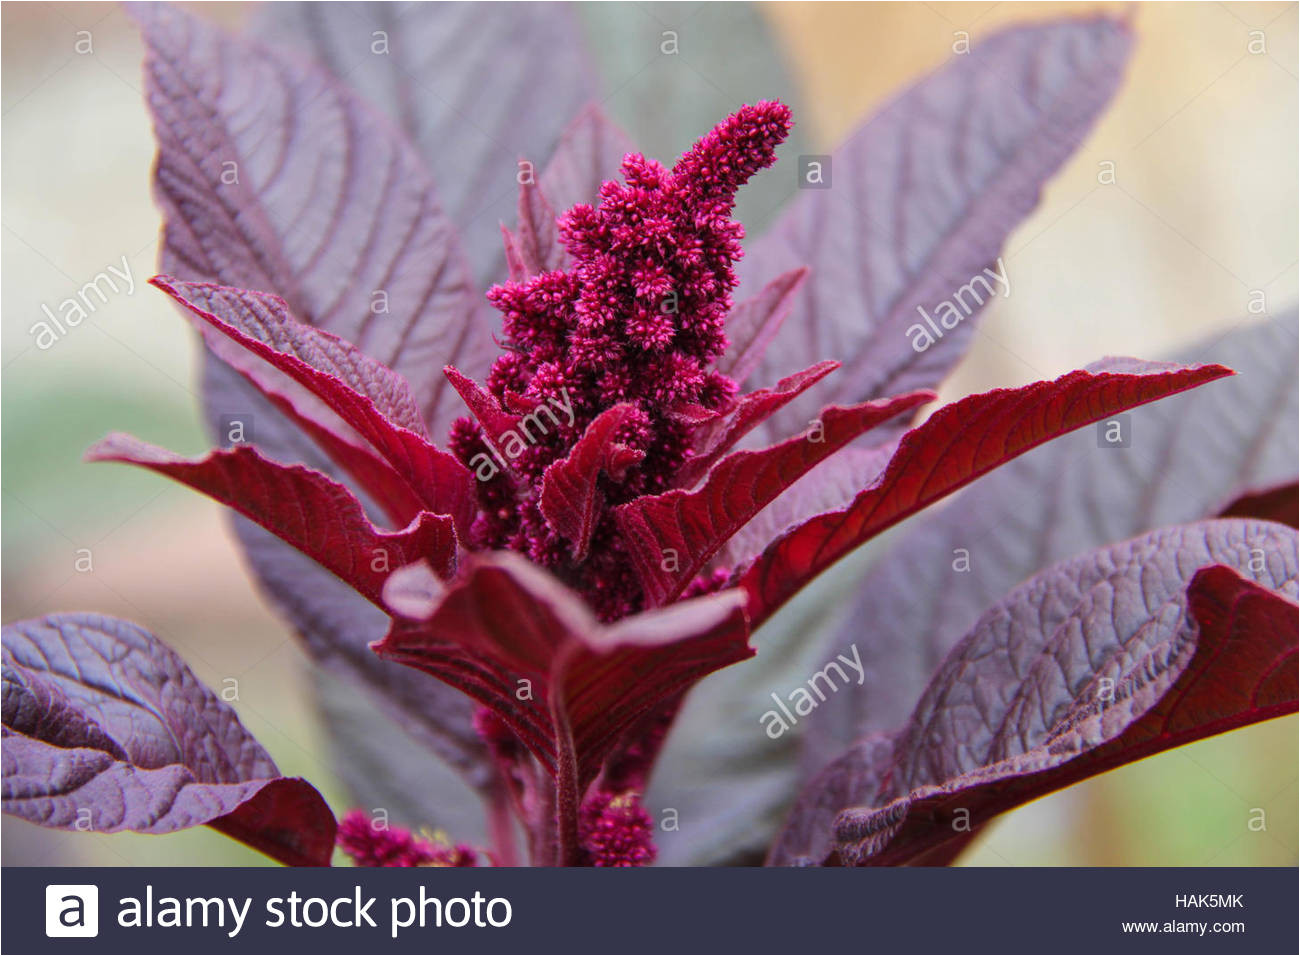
550, 694, 583, 866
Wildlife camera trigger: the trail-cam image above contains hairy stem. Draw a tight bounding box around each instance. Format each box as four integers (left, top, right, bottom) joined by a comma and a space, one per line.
549, 689, 583, 866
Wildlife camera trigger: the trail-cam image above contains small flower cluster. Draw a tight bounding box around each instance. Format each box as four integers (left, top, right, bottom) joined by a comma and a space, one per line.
578, 789, 658, 867
449, 101, 793, 620
336, 809, 477, 867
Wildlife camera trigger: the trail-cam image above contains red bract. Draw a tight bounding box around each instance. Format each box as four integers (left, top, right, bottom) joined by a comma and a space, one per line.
81, 101, 1243, 867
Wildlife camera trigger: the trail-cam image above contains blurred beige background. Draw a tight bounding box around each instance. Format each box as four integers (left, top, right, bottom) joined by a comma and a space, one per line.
2, 1, 1296, 866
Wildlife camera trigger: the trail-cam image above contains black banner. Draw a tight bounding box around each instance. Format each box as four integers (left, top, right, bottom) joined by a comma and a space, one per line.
4, 866, 1297, 954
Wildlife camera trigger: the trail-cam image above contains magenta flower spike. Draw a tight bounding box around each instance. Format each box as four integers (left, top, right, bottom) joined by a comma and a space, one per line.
453, 100, 795, 619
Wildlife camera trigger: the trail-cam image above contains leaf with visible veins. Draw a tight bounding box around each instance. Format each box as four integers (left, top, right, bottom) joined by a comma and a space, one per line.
373, 554, 752, 814
739, 16, 1134, 444
769, 520, 1298, 865
3, 614, 337, 866
86, 435, 459, 591
541, 404, 644, 561
676, 360, 839, 489
619, 389, 932, 606
134, 2, 494, 794
256, 0, 596, 284
153, 277, 478, 538
802, 317, 1298, 770
741, 360, 1233, 628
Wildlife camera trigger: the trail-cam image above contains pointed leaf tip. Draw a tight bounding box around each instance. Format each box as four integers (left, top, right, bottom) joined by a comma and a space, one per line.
3, 613, 337, 866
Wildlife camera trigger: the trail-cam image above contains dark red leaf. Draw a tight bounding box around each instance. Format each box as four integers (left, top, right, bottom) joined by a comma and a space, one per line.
617, 390, 933, 606
373, 553, 751, 790
258, 388, 429, 528
2, 614, 336, 866
209, 777, 339, 868
443, 365, 525, 466
1219, 480, 1299, 528
741, 360, 1234, 627
716, 445, 894, 574
86, 434, 458, 595
769, 520, 1298, 866
676, 360, 840, 488
153, 277, 477, 538
540, 404, 644, 561
155, 277, 430, 436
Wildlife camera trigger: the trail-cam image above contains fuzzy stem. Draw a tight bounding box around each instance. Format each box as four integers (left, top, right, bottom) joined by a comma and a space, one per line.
549, 688, 583, 866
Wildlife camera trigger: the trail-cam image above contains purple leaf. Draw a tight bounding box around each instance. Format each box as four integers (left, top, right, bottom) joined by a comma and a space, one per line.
137, 2, 494, 436
770, 520, 1298, 865
256, 0, 597, 283
741, 360, 1232, 627
803, 317, 1299, 767
539, 104, 637, 213
2, 614, 336, 866
509, 180, 566, 279
501, 224, 529, 284
739, 16, 1133, 443
136, 2, 496, 793
717, 267, 809, 387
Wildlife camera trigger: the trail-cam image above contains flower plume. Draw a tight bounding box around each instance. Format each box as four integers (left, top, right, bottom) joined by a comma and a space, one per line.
452, 101, 793, 620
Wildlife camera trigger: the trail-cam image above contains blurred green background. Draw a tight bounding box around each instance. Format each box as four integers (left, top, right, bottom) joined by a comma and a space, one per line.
2, 0, 1296, 866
